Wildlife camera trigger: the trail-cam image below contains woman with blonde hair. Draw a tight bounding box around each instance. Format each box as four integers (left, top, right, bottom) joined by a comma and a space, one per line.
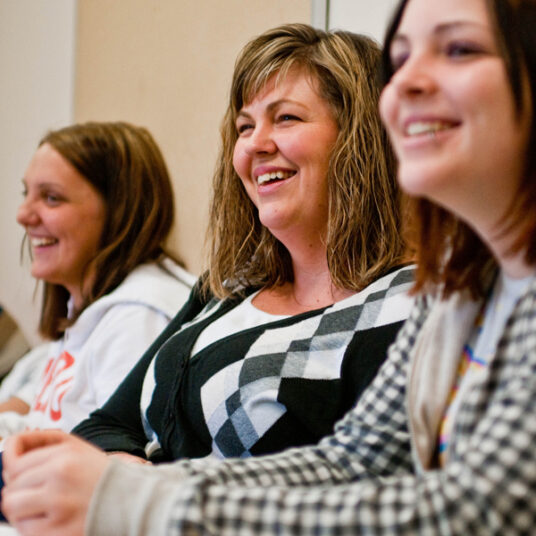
8, 2, 536, 534
68, 23, 413, 464
0, 23, 415, 533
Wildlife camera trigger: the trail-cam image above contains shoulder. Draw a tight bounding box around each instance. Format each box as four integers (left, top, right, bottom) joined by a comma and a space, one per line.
504, 279, 536, 359
332, 265, 416, 329
84, 259, 197, 324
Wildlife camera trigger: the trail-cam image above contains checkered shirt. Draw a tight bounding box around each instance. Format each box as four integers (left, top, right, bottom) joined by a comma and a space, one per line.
153, 278, 536, 535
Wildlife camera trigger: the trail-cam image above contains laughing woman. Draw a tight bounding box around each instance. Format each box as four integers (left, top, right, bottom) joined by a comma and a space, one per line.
4, 2, 536, 534
67, 24, 414, 464
0, 122, 194, 440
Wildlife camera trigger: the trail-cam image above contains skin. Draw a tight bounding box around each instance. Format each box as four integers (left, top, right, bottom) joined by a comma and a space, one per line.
379, 0, 533, 278
234, 67, 353, 314
2, 2, 535, 533
2, 431, 108, 536
17, 144, 106, 309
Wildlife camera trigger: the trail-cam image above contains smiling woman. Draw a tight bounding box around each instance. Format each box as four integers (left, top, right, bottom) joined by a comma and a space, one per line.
0, 122, 194, 442
70, 23, 414, 464
18, 144, 106, 309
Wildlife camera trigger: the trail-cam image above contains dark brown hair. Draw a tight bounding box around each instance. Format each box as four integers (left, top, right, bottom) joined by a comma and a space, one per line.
204, 23, 409, 298
36, 121, 176, 339
381, 0, 536, 297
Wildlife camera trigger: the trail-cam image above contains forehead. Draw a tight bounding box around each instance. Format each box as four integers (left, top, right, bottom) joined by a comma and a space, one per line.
239, 64, 321, 109
396, 0, 492, 38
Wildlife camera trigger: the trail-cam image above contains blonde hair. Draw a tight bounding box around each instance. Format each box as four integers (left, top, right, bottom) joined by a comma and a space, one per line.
205, 23, 408, 298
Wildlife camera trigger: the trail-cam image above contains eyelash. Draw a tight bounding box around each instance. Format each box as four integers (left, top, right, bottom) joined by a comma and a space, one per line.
390, 40, 484, 73
44, 193, 62, 204
390, 53, 409, 72
236, 114, 301, 134
237, 123, 252, 134
446, 41, 484, 58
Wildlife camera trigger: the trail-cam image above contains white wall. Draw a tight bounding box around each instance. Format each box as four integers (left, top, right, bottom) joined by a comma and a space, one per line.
0, 0, 393, 346
328, 0, 399, 43
0, 1, 76, 345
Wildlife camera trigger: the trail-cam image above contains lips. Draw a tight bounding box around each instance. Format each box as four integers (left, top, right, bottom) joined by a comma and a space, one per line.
256, 169, 296, 185
404, 119, 460, 137
30, 236, 58, 247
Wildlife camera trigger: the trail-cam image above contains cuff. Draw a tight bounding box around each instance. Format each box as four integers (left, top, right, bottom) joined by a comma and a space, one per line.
86, 459, 189, 536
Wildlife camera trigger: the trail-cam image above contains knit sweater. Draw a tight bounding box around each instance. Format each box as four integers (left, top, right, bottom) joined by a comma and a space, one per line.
74, 265, 414, 462
88, 271, 536, 536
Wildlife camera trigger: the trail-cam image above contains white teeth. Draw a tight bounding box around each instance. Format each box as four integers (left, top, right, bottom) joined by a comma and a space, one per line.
31, 237, 57, 247
406, 121, 452, 136
257, 170, 294, 185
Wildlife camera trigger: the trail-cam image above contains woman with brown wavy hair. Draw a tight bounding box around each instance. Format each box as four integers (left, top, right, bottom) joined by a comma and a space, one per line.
7, 2, 536, 533
0, 121, 194, 438
71, 23, 414, 463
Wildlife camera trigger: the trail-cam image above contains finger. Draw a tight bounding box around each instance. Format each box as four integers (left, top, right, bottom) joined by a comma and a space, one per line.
5, 430, 69, 460
13, 516, 83, 536
2, 486, 52, 523
4, 439, 72, 484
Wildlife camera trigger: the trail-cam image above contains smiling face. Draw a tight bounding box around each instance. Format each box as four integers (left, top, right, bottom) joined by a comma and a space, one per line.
17, 143, 106, 307
379, 0, 531, 237
232, 68, 339, 243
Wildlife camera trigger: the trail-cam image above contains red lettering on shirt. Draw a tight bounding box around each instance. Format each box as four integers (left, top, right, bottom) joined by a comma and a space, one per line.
32, 351, 75, 421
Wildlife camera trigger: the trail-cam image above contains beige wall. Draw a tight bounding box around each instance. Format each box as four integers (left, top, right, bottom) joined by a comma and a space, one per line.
329, 0, 398, 42
74, 0, 310, 275
0, 1, 76, 345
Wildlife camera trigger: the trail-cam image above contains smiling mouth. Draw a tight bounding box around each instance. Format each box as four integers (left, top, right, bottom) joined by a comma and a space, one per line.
31, 237, 58, 247
257, 170, 296, 185
405, 121, 458, 137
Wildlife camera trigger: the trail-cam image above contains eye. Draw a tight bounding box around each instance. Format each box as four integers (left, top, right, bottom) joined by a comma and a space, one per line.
236, 122, 253, 135
42, 192, 62, 205
277, 114, 301, 124
390, 51, 410, 73
445, 41, 484, 59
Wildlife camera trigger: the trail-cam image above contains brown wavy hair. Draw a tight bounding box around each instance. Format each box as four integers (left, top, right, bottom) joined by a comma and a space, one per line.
381, 0, 536, 297
35, 121, 177, 339
204, 23, 410, 298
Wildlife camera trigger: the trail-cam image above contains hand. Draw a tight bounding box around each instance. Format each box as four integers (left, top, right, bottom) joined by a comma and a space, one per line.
1, 430, 111, 536
108, 451, 152, 465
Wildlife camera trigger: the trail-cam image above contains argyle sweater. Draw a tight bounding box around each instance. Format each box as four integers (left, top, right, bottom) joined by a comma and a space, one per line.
88, 272, 536, 536
74, 265, 414, 462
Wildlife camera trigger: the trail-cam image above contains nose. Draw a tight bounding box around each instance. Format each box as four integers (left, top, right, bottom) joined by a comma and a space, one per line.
16, 197, 39, 227
244, 122, 277, 156
390, 52, 437, 98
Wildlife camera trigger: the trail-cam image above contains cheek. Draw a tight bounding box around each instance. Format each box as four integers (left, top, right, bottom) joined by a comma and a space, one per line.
232, 142, 247, 181
378, 87, 397, 137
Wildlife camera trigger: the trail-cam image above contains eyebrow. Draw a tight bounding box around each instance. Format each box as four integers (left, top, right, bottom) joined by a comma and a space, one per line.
392, 20, 490, 46
237, 98, 308, 119
21, 179, 66, 191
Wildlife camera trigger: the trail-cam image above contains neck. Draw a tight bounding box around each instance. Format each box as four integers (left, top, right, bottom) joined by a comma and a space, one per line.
478, 223, 534, 279
288, 240, 354, 309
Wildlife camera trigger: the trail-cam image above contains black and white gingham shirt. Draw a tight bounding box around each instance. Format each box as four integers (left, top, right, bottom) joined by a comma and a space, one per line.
88, 277, 536, 535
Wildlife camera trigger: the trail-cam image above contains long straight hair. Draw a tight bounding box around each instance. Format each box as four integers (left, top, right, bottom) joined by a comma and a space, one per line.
381, 0, 536, 297
36, 122, 177, 339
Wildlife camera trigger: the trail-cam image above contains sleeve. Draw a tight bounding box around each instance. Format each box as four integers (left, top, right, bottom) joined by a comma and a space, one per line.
88, 294, 536, 536
0, 344, 50, 405
86, 299, 422, 536
72, 285, 206, 457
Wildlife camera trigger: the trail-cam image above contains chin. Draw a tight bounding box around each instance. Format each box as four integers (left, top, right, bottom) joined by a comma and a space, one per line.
397, 166, 443, 199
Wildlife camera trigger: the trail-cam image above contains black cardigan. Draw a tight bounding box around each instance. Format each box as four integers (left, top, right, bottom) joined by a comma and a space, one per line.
73, 267, 413, 462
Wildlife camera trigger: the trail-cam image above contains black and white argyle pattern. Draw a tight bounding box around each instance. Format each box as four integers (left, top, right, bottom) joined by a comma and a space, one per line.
158, 277, 536, 535
201, 267, 414, 458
